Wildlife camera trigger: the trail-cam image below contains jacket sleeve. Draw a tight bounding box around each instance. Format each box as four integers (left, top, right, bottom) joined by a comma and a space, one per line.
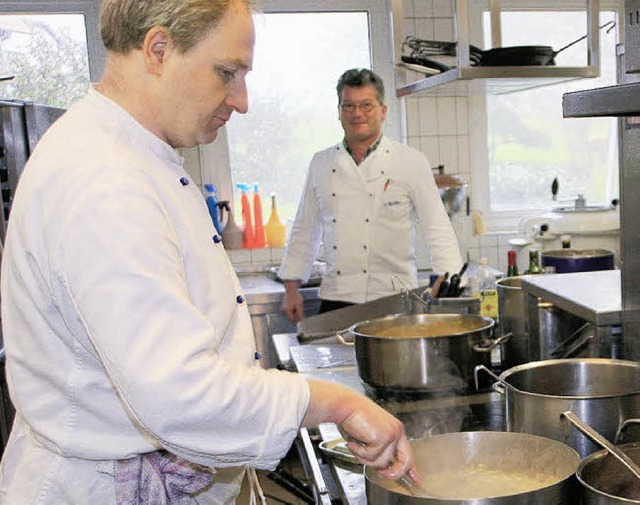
410, 153, 464, 277
278, 155, 324, 282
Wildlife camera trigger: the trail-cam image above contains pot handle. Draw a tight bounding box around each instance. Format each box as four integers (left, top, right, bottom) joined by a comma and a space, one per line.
473, 332, 512, 353
474, 364, 517, 394
336, 329, 355, 346
561, 410, 640, 482
616, 418, 640, 444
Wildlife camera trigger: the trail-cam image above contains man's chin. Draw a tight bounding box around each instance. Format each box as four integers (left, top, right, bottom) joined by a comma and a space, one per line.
197, 130, 220, 146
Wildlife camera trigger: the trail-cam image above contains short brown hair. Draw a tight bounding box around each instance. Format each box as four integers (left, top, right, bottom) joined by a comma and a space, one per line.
100, 0, 255, 54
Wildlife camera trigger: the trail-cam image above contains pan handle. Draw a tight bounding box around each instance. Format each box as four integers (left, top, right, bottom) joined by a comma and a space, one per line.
561, 411, 640, 482
554, 20, 616, 55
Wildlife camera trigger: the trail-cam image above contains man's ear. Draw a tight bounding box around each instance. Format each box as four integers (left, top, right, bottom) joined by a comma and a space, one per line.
143, 26, 174, 76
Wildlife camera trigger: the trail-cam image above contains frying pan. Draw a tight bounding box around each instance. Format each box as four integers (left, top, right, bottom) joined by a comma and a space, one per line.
475, 20, 615, 67
402, 21, 615, 71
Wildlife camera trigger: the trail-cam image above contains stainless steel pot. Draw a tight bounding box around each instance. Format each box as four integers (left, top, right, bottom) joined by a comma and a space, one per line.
498, 358, 640, 460
496, 276, 528, 368
365, 431, 580, 504
350, 313, 505, 392
578, 443, 640, 504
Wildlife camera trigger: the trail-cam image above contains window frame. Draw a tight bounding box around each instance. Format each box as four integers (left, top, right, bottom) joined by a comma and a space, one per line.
0, 0, 106, 81
196, 0, 400, 208
257, 0, 401, 141
469, 0, 623, 232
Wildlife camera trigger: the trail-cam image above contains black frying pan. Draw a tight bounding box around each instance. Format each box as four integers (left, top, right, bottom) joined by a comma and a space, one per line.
402, 21, 615, 71
474, 20, 615, 67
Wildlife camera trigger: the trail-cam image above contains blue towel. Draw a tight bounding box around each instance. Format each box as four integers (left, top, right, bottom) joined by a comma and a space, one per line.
114, 450, 215, 504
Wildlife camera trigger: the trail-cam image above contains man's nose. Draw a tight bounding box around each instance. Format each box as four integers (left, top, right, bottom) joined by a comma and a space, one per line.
226, 79, 249, 114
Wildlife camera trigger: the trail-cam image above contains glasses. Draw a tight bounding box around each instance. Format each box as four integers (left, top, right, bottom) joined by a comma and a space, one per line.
340, 101, 379, 114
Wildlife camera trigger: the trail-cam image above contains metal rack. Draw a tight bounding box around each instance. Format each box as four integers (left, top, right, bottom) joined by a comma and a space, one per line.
392, 0, 601, 97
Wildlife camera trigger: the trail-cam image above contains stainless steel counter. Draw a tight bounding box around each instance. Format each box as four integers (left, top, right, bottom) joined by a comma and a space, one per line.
520, 270, 621, 326
239, 273, 320, 368
520, 270, 623, 361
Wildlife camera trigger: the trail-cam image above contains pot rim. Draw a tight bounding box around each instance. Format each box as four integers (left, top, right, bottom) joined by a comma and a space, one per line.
349, 313, 495, 340
366, 431, 581, 499
541, 248, 615, 259
576, 442, 640, 503
499, 358, 640, 400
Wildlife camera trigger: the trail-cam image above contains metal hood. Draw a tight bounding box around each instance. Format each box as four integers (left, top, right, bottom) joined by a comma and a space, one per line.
393, 0, 601, 97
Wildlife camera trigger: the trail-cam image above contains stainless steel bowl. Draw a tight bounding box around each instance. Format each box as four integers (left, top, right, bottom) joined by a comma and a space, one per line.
435, 174, 468, 216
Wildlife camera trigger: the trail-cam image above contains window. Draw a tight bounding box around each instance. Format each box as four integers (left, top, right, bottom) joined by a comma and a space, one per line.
222, 0, 397, 223
472, 4, 620, 230
0, 1, 105, 107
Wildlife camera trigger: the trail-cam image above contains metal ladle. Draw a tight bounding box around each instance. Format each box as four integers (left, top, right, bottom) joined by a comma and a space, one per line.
340, 430, 433, 498
561, 411, 640, 482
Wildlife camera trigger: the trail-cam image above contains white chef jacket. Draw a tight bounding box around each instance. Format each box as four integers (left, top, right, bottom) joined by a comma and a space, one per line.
0, 87, 310, 504
279, 137, 463, 304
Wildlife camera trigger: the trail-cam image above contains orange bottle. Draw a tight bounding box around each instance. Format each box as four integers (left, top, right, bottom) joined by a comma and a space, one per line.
252, 182, 266, 248
236, 183, 255, 248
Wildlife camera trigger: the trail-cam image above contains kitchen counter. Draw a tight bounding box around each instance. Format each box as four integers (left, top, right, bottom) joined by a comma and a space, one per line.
238, 271, 320, 368
519, 270, 623, 361
520, 270, 621, 326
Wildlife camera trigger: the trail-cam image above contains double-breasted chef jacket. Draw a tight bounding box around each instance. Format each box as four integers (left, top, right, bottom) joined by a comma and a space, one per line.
280, 136, 463, 304
0, 87, 310, 504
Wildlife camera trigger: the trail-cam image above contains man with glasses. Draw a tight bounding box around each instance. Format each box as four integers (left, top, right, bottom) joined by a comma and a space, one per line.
280, 68, 463, 322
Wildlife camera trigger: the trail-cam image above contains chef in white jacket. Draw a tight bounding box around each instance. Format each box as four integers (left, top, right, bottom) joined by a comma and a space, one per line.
280, 68, 463, 322
0, 2, 420, 504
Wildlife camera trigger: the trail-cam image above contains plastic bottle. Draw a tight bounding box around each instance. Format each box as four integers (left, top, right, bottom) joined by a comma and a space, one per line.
473, 258, 498, 319
265, 193, 287, 248
236, 183, 255, 249
252, 182, 266, 248
220, 203, 244, 249
204, 184, 224, 235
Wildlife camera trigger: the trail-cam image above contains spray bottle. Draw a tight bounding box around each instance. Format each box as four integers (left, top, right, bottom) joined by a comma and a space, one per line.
204, 184, 223, 235
252, 182, 266, 248
236, 183, 255, 248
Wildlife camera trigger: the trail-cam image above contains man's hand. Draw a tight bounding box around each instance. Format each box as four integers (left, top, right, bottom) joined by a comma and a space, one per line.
303, 379, 420, 485
282, 280, 304, 323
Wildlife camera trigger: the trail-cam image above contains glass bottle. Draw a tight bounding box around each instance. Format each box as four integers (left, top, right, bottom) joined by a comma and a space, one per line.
507, 249, 519, 277
561, 234, 572, 249
528, 249, 541, 275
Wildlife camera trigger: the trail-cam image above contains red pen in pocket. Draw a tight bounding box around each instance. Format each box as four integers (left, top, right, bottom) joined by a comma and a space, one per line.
383, 179, 390, 192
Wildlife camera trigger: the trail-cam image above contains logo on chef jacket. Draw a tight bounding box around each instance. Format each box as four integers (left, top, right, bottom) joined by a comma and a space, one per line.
383, 200, 401, 207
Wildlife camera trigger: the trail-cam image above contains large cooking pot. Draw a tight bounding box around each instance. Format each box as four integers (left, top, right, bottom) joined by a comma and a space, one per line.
349, 313, 505, 392
541, 248, 615, 273
496, 276, 529, 369
578, 442, 640, 504
365, 431, 580, 504
497, 358, 640, 460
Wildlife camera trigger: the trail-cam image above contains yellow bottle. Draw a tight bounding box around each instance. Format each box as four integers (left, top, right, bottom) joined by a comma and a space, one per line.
265, 193, 287, 248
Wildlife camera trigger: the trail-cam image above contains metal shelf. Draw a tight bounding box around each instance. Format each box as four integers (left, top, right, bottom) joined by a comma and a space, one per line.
394, 0, 601, 97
